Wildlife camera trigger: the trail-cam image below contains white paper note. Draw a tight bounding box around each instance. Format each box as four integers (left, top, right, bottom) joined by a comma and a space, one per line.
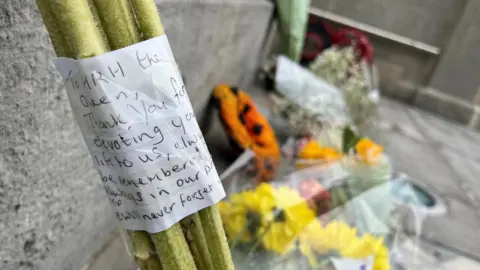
53, 35, 225, 233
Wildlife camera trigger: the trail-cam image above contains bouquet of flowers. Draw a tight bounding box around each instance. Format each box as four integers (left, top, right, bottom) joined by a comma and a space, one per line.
218, 183, 392, 270
309, 46, 380, 135
272, 55, 352, 137
37, 1, 234, 269
286, 126, 392, 191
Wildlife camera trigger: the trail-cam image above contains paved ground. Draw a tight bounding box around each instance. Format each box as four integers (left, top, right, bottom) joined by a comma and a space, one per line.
85, 96, 480, 270
375, 98, 480, 269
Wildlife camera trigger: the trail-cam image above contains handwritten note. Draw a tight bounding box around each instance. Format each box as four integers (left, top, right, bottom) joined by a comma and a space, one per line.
53, 35, 225, 233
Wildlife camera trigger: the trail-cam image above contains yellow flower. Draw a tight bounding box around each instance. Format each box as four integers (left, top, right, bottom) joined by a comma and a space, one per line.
218, 201, 251, 241
260, 222, 297, 254
274, 186, 305, 207
273, 186, 317, 232
372, 245, 391, 270
220, 183, 391, 269
339, 232, 391, 270
321, 221, 359, 252
355, 138, 383, 164
299, 237, 318, 267
289, 217, 391, 270
258, 186, 317, 254
298, 220, 325, 266
230, 184, 276, 219
218, 184, 277, 242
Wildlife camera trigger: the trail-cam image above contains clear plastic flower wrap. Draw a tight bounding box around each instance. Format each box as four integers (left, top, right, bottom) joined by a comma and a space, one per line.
218, 140, 438, 270
272, 55, 352, 138
219, 154, 397, 269
270, 50, 381, 142
217, 126, 412, 269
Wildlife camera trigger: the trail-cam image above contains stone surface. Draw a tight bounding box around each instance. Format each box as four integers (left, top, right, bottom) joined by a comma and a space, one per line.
86, 232, 134, 270
428, 0, 480, 102
368, 34, 436, 102
378, 98, 425, 142
0, 1, 273, 270
401, 197, 480, 258
158, 0, 273, 121
441, 148, 480, 207
395, 238, 441, 270
413, 89, 474, 125
383, 131, 467, 203
378, 97, 480, 261
409, 105, 480, 160
442, 257, 480, 270
0, 6, 117, 270
311, 0, 465, 47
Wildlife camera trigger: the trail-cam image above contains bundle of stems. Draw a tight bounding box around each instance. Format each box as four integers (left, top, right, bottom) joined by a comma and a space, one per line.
36, 0, 234, 269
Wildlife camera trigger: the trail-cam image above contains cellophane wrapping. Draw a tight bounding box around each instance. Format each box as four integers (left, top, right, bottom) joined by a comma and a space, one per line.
217, 133, 428, 270
271, 46, 381, 142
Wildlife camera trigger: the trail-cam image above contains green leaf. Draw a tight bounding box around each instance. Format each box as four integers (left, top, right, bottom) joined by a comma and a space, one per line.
342, 126, 361, 153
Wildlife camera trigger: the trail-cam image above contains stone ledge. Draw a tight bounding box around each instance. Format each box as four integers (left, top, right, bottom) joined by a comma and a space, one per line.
413, 88, 475, 126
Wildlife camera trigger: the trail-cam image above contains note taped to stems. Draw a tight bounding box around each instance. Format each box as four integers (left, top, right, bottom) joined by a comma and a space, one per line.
53, 35, 226, 234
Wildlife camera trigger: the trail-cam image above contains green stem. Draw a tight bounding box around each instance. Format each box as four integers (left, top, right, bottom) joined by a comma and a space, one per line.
92, 0, 141, 50
229, 217, 253, 249
87, 0, 111, 51
199, 207, 235, 270
129, 0, 165, 39
128, 2, 234, 269
36, 0, 73, 57
150, 224, 197, 270
132, 231, 163, 270
41, 1, 190, 269
100, 2, 197, 269
180, 215, 214, 270
246, 220, 273, 259
47, 0, 108, 58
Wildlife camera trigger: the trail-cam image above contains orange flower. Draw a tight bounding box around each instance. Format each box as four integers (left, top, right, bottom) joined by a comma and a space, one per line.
297, 141, 342, 161
212, 84, 281, 183
355, 138, 383, 164
321, 147, 343, 161
213, 84, 253, 150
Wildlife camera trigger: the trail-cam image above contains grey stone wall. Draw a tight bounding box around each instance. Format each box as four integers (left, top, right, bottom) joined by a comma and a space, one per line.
0, 0, 272, 270
311, 0, 466, 48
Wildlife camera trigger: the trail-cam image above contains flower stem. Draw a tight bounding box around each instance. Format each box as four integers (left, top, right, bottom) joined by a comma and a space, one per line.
246, 220, 273, 259
180, 215, 214, 270
229, 218, 253, 249
96, 2, 197, 268
86, 0, 110, 51
132, 231, 163, 270
47, 0, 108, 58
36, 0, 72, 57
150, 224, 197, 270
92, 0, 141, 50
198, 207, 235, 270
129, 0, 165, 39
129, 1, 234, 269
